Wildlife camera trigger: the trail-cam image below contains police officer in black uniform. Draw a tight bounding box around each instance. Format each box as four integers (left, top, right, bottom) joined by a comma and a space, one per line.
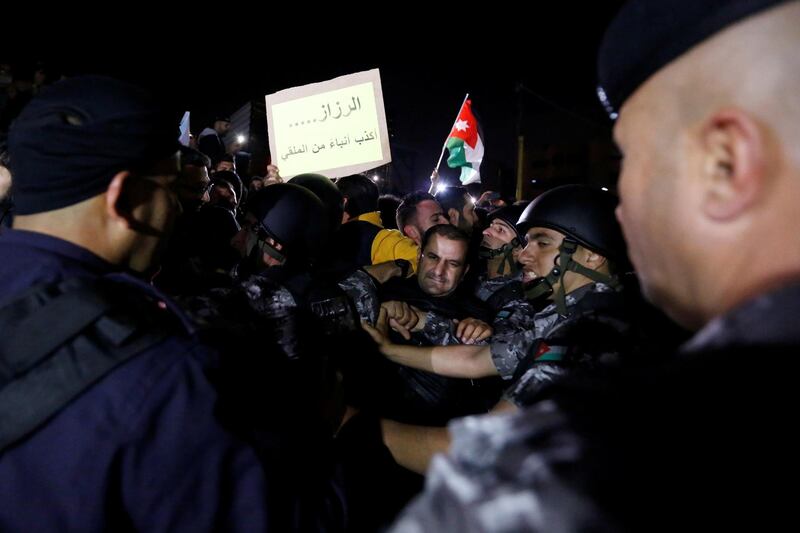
0, 75, 275, 531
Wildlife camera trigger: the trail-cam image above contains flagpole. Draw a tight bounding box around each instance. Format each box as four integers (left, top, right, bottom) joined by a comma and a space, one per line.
435, 93, 469, 172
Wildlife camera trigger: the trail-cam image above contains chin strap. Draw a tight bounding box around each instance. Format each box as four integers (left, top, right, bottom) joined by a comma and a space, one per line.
479, 238, 521, 276
524, 239, 621, 316
259, 240, 286, 264
244, 225, 287, 271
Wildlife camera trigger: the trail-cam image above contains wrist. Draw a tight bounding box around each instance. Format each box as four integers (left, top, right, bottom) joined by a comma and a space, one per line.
394, 259, 410, 278
412, 309, 428, 332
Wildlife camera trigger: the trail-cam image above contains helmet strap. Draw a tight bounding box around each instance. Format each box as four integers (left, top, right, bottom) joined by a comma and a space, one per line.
479, 238, 521, 276
245, 225, 287, 269
524, 238, 620, 317
260, 239, 287, 265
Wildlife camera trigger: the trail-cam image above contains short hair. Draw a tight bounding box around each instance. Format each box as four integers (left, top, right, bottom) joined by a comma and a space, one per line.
179, 145, 211, 169
212, 170, 242, 203
212, 152, 236, 171
336, 174, 378, 217
420, 223, 470, 252
396, 191, 437, 231
210, 178, 236, 198
435, 186, 469, 214
378, 194, 402, 229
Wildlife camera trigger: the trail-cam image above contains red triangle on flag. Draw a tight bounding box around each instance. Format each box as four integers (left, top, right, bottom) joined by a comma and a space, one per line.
448, 100, 479, 149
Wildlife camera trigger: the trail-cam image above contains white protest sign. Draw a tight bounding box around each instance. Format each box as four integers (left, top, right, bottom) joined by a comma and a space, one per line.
265, 68, 391, 179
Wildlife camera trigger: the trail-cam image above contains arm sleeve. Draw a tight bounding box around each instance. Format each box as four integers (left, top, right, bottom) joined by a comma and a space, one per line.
371, 229, 420, 273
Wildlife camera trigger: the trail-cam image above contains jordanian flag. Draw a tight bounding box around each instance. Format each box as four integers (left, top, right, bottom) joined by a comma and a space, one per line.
446, 99, 484, 185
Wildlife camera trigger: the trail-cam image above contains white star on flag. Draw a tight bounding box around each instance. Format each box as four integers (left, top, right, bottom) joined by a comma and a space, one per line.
454, 119, 470, 132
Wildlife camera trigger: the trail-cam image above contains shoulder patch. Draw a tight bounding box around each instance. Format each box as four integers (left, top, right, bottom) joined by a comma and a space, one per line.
496, 309, 513, 320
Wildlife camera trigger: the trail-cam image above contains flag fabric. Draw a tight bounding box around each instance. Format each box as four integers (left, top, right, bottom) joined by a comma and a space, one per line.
445, 99, 484, 185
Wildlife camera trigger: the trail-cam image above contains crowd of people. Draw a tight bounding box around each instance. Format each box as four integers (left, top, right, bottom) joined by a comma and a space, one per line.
1, 1, 799, 530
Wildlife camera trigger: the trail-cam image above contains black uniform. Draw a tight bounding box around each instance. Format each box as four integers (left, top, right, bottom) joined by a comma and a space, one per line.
0, 229, 274, 531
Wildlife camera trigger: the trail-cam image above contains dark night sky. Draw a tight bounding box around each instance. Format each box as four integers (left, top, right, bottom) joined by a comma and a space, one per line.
6, 3, 625, 194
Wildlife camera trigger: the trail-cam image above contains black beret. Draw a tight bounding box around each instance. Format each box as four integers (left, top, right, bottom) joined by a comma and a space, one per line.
8, 75, 180, 215
597, 0, 788, 119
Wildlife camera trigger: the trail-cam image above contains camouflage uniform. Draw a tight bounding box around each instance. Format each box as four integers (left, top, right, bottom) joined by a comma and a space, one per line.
489, 283, 617, 380
416, 311, 459, 346
474, 271, 525, 311
238, 274, 308, 361
488, 297, 553, 380
389, 401, 590, 533
337, 268, 380, 324
176, 269, 295, 327
388, 284, 632, 532
240, 274, 298, 316
175, 271, 306, 365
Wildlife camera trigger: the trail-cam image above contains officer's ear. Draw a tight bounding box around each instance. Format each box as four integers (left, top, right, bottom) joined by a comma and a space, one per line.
106, 171, 134, 223
577, 246, 608, 272
106, 170, 153, 230
341, 196, 351, 223
699, 108, 766, 221
587, 251, 608, 271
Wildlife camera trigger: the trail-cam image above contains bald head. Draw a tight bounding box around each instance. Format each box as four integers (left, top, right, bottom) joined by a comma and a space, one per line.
652, 2, 800, 155
610, 1, 800, 329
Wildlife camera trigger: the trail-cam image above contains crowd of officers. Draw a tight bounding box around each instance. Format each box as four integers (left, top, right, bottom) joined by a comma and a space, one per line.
3, 1, 800, 529
0, 74, 671, 530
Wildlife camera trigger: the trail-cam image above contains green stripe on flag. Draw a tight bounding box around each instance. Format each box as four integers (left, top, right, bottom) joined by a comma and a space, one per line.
446, 137, 467, 168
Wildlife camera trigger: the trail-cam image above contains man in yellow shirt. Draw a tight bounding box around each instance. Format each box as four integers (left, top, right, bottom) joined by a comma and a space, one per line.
336, 174, 420, 272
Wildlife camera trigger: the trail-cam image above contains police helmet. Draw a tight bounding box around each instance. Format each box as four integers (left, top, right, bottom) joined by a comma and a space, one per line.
291, 173, 344, 233
487, 203, 528, 241
516, 185, 626, 262
246, 183, 329, 265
